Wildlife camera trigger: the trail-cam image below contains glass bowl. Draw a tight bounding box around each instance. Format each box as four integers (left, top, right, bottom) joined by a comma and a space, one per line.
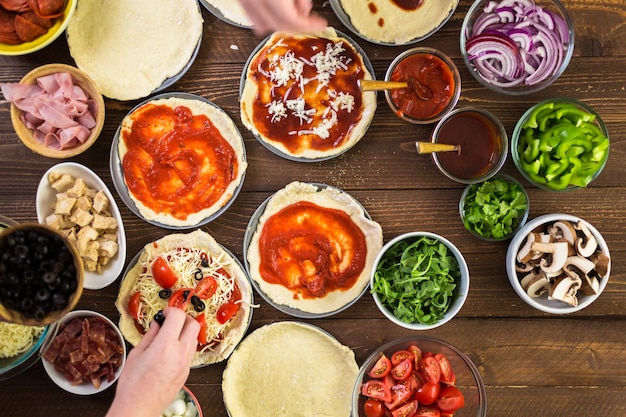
352, 336, 487, 417
384, 47, 461, 124
0, 321, 58, 381
511, 98, 609, 191
459, 174, 530, 241
430, 107, 508, 184
370, 232, 469, 330
506, 214, 611, 314
460, 0, 574, 95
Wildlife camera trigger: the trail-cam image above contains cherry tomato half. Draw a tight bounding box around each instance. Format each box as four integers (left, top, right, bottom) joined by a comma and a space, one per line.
363, 398, 385, 417
362, 380, 392, 403
419, 356, 441, 385
436, 386, 465, 413
195, 313, 207, 346
415, 382, 440, 406
128, 291, 143, 319
391, 358, 413, 381
391, 400, 418, 417
152, 256, 178, 288
195, 276, 217, 299
385, 383, 412, 410
415, 406, 440, 417
408, 345, 423, 368
368, 354, 392, 378
216, 302, 240, 324
391, 350, 415, 366
168, 288, 194, 309
435, 353, 455, 386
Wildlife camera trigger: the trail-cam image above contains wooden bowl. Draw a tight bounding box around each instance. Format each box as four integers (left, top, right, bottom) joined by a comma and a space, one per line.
9, 63, 105, 159
0, 223, 84, 326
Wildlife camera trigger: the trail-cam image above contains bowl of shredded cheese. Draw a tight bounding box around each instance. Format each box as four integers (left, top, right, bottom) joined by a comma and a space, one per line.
0, 321, 58, 381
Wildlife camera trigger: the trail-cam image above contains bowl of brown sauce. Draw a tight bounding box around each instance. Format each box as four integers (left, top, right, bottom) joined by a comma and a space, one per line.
384, 47, 461, 124
430, 107, 508, 184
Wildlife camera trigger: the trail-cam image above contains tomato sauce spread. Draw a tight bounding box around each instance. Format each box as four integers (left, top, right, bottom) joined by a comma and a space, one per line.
257, 201, 368, 299
391, 0, 424, 11
121, 103, 239, 221
436, 112, 501, 179
247, 34, 367, 154
390, 52, 455, 120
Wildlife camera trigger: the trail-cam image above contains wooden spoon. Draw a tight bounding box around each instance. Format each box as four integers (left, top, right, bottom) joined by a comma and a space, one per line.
403, 141, 461, 154
358, 79, 408, 91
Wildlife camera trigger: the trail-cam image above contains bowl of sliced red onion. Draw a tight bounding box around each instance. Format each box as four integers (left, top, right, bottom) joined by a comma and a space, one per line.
460, 0, 574, 95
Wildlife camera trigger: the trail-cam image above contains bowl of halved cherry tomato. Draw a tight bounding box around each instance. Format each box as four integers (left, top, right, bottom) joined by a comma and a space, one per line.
352, 336, 486, 417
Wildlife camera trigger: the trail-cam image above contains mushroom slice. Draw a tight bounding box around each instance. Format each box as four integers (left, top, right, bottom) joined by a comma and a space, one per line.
574, 221, 598, 257
563, 256, 600, 296
590, 252, 611, 277
517, 232, 541, 263
531, 241, 569, 274
520, 271, 550, 297
549, 275, 582, 306
549, 220, 577, 246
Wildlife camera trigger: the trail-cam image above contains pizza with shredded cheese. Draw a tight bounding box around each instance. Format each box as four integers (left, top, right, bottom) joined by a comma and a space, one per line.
240, 28, 377, 160
115, 230, 253, 366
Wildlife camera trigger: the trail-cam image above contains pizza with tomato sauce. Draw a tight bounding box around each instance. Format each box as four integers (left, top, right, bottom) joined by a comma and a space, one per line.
115, 230, 253, 366
246, 181, 383, 315
240, 28, 377, 160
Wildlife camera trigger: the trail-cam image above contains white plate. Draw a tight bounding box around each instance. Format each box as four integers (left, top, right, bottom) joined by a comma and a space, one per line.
36, 162, 127, 290
242, 182, 373, 318
110, 92, 247, 230
239, 29, 376, 163
42, 310, 126, 395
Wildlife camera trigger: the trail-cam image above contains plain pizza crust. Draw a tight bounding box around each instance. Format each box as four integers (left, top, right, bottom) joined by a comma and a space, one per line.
203, 0, 252, 27
338, 0, 458, 45
66, 0, 203, 100
115, 230, 253, 366
240, 28, 377, 160
246, 181, 383, 314
118, 96, 247, 227
222, 321, 358, 417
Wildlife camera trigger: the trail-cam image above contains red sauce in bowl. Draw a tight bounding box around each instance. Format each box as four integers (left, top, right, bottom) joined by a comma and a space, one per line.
389, 52, 456, 120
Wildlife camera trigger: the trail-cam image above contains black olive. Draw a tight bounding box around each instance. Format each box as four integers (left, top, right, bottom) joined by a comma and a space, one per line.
13, 244, 29, 259
52, 262, 64, 274
194, 269, 203, 280
60, 281, 72, 294
42, 272, 57, 285
34, 307, 46, 321
23, 269, 35, 282
182, 290, 191, 300
159, 289, 172, 299
52, 292, 66, 308
36, 288, 50, 302
20, 297, 34, 311
191, 296, 205, 312
153, 310, 165, 326
201, 258, 209, 268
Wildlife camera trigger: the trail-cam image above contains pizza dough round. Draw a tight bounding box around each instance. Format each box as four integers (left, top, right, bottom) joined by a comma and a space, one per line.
116, 230, 253, 366
222, 321, 358, 417
66, 0, 203, 100
201, 0, 252, 27
246, 181, 383, 315
338, 0, 459, 45
118, 95, 247, 228
240, 28, 377, 160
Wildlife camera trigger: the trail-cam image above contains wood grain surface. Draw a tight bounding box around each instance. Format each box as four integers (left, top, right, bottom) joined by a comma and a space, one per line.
1, 1, 625, 416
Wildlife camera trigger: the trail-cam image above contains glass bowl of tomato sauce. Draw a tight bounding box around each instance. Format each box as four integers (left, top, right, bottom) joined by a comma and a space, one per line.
430, 107, 508, 184
384, 47, 461, 124
352, 336, 487, 417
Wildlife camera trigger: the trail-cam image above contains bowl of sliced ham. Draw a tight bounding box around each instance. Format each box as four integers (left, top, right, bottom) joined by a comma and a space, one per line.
42, 309, 126, 395
2, 63, 104, 158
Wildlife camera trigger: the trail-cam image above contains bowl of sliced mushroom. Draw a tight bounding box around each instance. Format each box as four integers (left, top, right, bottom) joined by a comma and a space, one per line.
506, 213, 611, 314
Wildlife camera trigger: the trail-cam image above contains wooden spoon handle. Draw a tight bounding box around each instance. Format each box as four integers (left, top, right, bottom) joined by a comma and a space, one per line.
416, 142, 460, 154
358, 79, 408, 91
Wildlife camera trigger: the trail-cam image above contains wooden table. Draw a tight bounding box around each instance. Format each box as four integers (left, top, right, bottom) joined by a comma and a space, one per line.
1, 1, 625, 415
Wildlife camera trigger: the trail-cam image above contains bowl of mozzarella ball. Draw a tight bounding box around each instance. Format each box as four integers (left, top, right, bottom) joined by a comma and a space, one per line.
162, 386, 202, 417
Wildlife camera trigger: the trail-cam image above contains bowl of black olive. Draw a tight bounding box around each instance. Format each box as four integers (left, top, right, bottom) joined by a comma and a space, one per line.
0, 223, 84, 326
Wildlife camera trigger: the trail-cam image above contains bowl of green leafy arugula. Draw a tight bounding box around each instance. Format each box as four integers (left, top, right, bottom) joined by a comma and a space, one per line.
370, 232, 469, 330
459, 174, 530, 241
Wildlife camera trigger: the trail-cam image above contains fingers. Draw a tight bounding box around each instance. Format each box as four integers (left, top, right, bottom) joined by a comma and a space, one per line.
132, 319, 160, 354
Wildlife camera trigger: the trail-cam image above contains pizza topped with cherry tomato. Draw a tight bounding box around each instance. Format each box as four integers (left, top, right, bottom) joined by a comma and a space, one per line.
360, 344, 466, 417
115, 230, 253, 366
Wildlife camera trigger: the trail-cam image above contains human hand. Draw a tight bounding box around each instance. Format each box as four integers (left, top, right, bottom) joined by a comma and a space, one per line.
239, 0, 327, 35
105, 308, 200, 417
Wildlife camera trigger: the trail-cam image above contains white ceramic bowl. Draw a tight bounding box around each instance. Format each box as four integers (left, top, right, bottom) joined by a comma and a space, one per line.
370, 232, 469, 330
42, 310, 126, 395
506, 213, 611, 314
36, 162, 126, 290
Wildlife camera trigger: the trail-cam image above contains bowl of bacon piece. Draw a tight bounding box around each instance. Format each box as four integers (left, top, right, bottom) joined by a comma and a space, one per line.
42, 309, 126, 395
1, 63, 105, 158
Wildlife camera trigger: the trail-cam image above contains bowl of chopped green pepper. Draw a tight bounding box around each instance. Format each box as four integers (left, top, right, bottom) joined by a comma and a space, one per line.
459, 174, 530, 241
370, 232, 469, 330
511, 98, 609, 191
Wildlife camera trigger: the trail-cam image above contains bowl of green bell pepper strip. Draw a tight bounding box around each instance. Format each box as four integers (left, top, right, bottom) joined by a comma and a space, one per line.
511, 98, 609, 191
459, 174, 530, 241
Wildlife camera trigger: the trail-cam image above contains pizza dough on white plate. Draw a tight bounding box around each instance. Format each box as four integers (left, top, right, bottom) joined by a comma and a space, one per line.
66, 0, 203, 100
222, 321, 358, 417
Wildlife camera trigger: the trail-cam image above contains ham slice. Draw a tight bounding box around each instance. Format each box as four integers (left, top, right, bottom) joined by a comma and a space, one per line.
0, 72, 98, 150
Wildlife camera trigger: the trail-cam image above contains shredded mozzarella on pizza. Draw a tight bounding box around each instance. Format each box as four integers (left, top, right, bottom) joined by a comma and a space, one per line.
0, 322, 44, 358
131, 246, 246, 351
